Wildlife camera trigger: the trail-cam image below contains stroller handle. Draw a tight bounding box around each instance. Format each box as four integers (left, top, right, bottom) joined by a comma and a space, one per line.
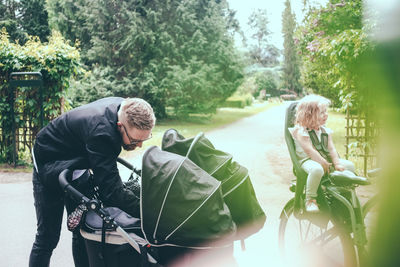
59, 169, 159, 265
117, 157, 141, 176
59, 169, 90, 203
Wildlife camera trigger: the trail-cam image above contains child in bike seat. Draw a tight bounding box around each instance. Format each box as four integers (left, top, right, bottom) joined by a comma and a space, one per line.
289, 94, 355, 213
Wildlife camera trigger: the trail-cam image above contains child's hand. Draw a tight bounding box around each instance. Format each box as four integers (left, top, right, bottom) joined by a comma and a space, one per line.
321, 160, 332, 173
335, 164, 345, 171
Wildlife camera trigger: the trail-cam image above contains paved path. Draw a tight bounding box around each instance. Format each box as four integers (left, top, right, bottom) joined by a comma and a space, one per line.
0, 174, 73, 267
0, 102, 295, 266
205, 103, 293, 266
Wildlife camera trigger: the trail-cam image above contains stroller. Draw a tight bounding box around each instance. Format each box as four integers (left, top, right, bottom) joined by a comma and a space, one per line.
60, 130, 266, 267
59, 161, 159, 267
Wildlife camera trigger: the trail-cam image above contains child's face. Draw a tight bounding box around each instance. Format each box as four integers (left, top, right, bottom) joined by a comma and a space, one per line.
318, 106, 328, 126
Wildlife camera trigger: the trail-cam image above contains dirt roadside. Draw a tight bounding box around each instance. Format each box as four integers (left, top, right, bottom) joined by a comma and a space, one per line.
0, 171, 32, 183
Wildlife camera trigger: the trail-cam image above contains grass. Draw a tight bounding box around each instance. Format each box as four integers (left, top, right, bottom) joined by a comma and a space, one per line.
326, 109, 365, 174
121, 101, 276, 158
0, 101, 275, 171
326, 109, 347, 157
0, 163, 33, 173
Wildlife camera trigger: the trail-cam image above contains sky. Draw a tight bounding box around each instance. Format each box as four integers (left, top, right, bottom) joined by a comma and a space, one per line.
227, 0, 329, 50
227, 0, 400, 50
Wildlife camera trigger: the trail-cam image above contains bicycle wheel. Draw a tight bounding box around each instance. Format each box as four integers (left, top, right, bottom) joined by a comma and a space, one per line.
279, 198, 357, 267
362, 195, 378, 247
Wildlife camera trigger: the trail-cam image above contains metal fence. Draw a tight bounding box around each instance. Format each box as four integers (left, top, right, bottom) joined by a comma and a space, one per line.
1, 72, 43, 166
345, 107, 379, 175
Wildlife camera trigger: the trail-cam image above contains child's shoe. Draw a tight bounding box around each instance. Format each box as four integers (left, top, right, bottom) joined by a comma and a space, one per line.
305, 199, 319, 213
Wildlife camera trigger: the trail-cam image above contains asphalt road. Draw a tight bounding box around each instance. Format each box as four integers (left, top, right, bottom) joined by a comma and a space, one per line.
0, 102, 301, 267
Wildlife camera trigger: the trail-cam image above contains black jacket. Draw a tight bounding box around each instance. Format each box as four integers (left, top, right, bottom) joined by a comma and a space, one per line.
34, 97, 140, 217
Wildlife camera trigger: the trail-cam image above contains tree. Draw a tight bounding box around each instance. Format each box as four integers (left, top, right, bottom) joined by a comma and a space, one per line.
20, 0, 50, 42
282, 0, 301, 95
254, 70, 280, 98
247, 9, 280, 67
50, 0, 243, 118
46, 0, 97, 63
0, 0, 50, 43
296, 0, 369, 107
0, 0, 26, 43
160, 0, 244, 116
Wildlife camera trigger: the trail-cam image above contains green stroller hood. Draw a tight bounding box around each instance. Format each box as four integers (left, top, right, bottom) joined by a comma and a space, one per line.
162, 129, 266, 240
140, 146, 236, 248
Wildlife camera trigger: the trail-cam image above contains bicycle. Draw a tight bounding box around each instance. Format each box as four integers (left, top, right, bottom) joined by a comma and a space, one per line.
279, 102, 378, 267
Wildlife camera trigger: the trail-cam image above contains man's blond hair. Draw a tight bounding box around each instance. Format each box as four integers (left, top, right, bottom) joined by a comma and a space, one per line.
120, 98, 156, 130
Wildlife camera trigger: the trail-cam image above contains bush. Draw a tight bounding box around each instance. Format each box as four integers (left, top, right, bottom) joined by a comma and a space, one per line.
0, 29, 80, 163
235, 75, 258, 96
222, 94, 253, 108
253, 70, 281, 98
280, 94, 297, 101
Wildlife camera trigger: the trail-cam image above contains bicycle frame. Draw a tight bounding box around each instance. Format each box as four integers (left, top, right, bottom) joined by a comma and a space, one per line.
282, 102, 377, 266
288, 177, 369, 255
325, 185, 367, 247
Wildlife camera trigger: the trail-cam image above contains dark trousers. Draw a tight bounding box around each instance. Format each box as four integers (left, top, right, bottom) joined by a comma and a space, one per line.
29, 169, 89, 267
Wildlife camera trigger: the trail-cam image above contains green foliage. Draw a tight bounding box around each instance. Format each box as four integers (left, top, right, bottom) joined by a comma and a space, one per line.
48, 0, 244, 118
282, 0, 301, 94
67, 66, 113, 106
0, 0, 26, 43
0, 28, 80, 163
46, 0, 89, 54
361, 36, 400, 267
297, 0, 373, 108
0, 0, 50, 44
20, 0, 50, 42
222, 93, 253, 108
247, 9, 280, 67
235, 75, 258, 96
297, 0, 379, 177
254, 70, 280, 98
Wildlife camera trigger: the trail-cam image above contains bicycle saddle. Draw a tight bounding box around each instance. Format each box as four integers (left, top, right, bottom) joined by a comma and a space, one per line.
329, 170, 370, 186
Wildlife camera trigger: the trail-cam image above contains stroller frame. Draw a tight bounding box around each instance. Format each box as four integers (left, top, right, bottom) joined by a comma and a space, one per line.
59, 157, 158, 265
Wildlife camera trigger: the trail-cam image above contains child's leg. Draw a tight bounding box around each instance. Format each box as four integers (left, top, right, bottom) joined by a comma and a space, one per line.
302, 160, 325, 200
339, 158, 355, 172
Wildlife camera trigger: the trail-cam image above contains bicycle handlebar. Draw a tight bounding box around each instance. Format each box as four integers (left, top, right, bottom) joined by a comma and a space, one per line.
367, 168, 381, 178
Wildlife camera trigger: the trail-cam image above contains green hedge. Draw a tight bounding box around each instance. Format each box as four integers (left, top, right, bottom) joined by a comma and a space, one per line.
0, 28, 80, 163
221, 94, 253, 108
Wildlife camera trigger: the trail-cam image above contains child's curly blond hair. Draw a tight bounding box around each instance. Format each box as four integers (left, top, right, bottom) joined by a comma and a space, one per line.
295, 94, 331, 130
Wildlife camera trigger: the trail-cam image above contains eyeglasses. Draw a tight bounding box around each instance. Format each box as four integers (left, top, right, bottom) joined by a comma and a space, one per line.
121, 124, 152, 145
